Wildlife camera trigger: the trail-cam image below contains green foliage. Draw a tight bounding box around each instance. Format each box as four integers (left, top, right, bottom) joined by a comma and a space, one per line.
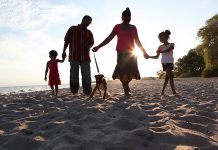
197, 14, 218, 77
156, 70, 165, 79
202, 68, 218, 77
174, 49, 205, 77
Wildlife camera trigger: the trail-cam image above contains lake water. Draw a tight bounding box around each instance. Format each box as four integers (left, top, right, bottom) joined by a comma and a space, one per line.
0, 84, 69, 94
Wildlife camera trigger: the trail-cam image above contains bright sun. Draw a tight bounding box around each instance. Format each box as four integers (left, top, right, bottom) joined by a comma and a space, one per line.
133, 47, 143, 57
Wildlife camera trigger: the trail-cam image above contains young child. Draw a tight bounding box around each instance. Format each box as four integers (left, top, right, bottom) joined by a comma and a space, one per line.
44, 50, 65, 96
149, 30, 177, 95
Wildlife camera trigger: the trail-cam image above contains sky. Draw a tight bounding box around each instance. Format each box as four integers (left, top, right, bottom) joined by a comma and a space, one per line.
0, 0, 217, 87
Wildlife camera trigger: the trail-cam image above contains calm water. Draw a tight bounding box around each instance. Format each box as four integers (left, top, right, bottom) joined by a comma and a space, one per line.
0, 84, 69, 94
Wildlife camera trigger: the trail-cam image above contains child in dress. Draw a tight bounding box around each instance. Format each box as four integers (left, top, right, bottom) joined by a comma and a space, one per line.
44, 50, 65, 95
149, 30, 177, 95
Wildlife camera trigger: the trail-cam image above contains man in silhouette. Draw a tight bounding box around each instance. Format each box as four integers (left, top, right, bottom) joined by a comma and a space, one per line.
62, 15, 94, 95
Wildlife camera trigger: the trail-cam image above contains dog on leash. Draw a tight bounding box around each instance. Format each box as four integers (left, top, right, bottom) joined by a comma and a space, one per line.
89, 74, 107, 99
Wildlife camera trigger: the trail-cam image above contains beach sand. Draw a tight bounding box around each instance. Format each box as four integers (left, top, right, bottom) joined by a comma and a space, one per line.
0, 78, 218, 150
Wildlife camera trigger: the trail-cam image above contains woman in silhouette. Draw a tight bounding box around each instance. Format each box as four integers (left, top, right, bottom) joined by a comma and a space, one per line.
92, 7, 149, 96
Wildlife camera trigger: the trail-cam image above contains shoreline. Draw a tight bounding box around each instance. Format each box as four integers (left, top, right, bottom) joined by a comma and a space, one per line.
1, 77, 218, 95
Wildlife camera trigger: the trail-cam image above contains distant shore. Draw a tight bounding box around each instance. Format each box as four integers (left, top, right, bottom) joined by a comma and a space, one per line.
0, 77, 218, 150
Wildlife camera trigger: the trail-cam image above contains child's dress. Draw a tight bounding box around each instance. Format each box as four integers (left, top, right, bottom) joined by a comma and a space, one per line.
48, 60, 61, 86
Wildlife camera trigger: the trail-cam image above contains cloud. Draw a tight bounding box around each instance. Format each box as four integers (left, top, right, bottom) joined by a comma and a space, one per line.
0, 0, 82, 32
0, 0, 82, 62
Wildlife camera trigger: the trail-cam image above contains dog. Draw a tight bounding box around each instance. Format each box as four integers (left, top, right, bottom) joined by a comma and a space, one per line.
89, 74, 107, 99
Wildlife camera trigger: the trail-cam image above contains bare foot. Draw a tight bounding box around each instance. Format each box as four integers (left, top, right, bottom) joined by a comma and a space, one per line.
173, 92, 180, 97
124, 91, 131, 96
72, 92, 79, 96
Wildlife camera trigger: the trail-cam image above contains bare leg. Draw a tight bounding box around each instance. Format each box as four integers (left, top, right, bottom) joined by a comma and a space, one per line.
121, 81, 131, 96
125, 78, 132, 92
50, 85, 55, 95
162, 73, 169, 95
168, 70, 176, 94
126, 82, 131, 92
55, 85, 58, 96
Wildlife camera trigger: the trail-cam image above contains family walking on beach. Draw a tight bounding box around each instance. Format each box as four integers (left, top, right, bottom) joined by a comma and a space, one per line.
44, 7, 176, 97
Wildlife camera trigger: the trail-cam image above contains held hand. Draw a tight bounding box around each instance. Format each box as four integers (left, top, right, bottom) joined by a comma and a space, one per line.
144, 55, 150, 59
92, 46, 99, 52
63, 53, 66, 59
62, 52, 66, 59
143, 52, 149, 59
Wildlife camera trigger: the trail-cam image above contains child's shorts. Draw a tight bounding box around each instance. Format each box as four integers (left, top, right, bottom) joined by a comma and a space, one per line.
162, 63, 174, 71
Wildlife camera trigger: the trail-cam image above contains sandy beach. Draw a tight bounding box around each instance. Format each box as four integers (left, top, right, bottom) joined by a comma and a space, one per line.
0, 78, 218, 150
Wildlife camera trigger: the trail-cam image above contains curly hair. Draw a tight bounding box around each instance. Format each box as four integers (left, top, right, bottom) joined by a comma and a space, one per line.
49, 50, 58, 57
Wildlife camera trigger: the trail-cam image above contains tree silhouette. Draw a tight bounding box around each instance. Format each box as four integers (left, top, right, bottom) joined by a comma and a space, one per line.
174, 49, 205, 77
196, 14, 218, 77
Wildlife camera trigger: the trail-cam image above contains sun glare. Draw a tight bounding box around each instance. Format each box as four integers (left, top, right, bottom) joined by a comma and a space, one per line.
133, 47, 142, 57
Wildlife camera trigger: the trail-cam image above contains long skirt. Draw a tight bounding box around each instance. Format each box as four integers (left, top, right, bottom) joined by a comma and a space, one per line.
112, 51, 141, 82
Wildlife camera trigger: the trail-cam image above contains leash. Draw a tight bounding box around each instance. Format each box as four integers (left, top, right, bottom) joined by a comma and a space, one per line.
93, 53, 100, 74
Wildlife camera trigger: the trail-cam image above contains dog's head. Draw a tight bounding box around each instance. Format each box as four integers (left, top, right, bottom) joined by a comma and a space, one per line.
95, 74, 104, 84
